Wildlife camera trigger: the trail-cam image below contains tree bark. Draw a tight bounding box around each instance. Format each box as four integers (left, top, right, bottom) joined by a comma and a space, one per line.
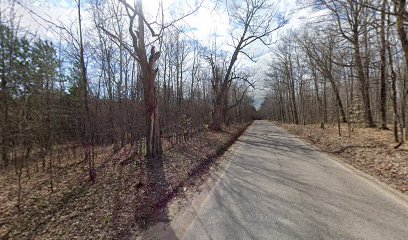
288, 58, 299, 124
78, 0, 95, 182
379, 0, 388, 129
211, 96, 224, 132
354, 37, 375, 127
327, 74, 347, 123
118, 0, 163, 158
1, 23, 9, 167
141, 54, 162, 158
396, 0, 408, 68
1, 49, 8, 167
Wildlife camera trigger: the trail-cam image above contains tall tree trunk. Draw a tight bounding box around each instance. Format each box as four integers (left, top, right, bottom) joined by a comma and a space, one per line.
288, 62, 299, 124
379, 0, 388, 129
209, 57, 226, 131
1, 51, 8, 167
396, 0, 408, 137
139, 49, 162, 158
78, 0, 95, 182
327, 40, 347, 123
389, 47, 399, 142
211, 96, 224, 132
143, 70, 162, 158
387, 7, 399, 142
323, 77, 328, 124
311, 62, 324, 129
1, 22, 9, 167
354, 38, 375, 127
222, 90, 229, 126
327, 75, 347, 123
401, 75, 407, 129
125, 0, 162, 158
396, 0, 408, 68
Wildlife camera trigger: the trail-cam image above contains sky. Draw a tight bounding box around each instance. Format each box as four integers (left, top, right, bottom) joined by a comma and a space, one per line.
0, 0, 323, 108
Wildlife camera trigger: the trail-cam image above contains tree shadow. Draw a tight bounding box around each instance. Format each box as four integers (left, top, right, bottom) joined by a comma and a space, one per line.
110, 123, 250, 239
137, 156, 179, 239
182, 121, 408, 239
108, 155, 179, 239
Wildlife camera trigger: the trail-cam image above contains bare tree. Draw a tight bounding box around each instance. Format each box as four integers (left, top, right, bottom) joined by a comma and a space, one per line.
319, 0, 376, 127
297, 30, 347, 123
209, 0, 285, 131
99, 0, 201, 158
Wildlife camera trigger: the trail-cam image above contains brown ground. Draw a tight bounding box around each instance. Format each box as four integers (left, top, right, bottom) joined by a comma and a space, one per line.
0, 123, 249, 239
277, 122, 408, 194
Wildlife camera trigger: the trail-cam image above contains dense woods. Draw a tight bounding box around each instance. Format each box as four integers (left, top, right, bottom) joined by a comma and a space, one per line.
0, 1, 260, 174
0, 2, 266, 234
260, 0, 408, 144
2, 0, 408, 238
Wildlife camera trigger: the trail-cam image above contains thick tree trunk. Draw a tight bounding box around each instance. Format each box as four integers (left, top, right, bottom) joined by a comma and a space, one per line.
222, 92, 229, 126
402, 77, 407, 130
354, 39, 375, 127
387, 7, 399, 142
143, 72, 162, 158
128, 0, 162, 158
323, 78, 328, 124
311, 64, 324, 129
396, 0, 408, 138
397, 0, 408, 68
379, 0, 388, 129
289, 77, 299, 124
209, 57, 228, 131
1, 74, 7, 167
211, 96, 224, 132
1, 23, 9, 167
390, 58, 399, 142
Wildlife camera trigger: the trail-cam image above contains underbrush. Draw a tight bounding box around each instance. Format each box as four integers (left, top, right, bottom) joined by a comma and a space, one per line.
0, 123, 251, 239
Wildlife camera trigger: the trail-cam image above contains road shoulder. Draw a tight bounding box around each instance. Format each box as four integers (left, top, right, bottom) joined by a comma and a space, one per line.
137, 124, 254, 240
274, 122, 408, 206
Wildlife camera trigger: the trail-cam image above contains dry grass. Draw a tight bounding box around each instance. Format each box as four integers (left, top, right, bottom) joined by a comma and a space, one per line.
0, 123, 249, 239
277, 122, 408, 194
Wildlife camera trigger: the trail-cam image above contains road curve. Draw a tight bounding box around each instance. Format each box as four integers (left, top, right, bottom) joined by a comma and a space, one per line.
182, 120, 408, 240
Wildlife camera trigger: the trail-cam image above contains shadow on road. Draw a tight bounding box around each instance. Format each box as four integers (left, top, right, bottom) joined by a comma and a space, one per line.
182, 121, 408, 240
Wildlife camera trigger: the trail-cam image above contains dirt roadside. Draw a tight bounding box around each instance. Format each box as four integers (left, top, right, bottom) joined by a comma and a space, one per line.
136, 123, 253, 240
0, 123, 251, 239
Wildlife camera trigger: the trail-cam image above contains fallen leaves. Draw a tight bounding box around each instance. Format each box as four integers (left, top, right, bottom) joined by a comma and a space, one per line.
0, 123, 249, 239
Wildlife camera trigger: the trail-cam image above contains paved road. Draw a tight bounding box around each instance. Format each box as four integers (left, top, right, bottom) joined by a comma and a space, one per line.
182, 120, 408, 240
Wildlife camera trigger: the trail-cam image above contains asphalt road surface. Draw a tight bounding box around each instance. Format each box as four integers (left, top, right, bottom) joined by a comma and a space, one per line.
182, 120, 408, 240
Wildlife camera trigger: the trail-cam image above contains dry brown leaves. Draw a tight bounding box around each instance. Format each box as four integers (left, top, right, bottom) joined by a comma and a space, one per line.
0, 124, 248, 239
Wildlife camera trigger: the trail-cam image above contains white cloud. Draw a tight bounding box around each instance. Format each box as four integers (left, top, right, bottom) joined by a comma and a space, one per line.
184, 2, 229, 44
2, 0, 320, 109
1, 0, 81, 40
249, 1, 327, 109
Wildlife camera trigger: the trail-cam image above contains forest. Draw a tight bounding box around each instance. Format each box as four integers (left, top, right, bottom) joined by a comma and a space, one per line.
0, 0, 265, 238
260, 0, 408, 140
259, 0, 407, 198
1, 0, 408, 239
0, 0, 260, 173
